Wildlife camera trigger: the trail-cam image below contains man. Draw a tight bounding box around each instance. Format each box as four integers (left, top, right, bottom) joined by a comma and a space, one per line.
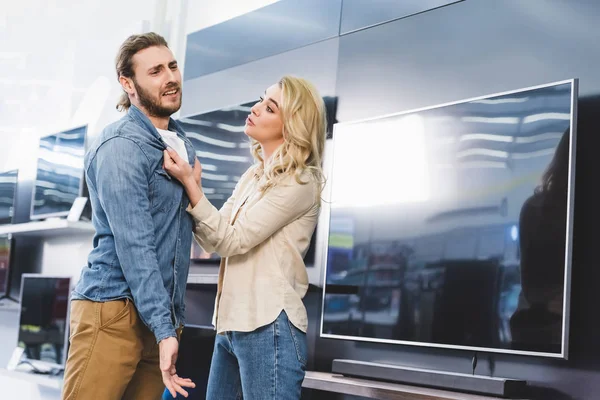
62, 32, 197, 400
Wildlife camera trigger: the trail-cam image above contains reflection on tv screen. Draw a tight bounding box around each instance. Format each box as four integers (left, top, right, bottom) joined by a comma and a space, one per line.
0, 170, 18, 224
0, 236, 11, 295
31, 126, 87, 219
179, 102, 255, 262
179, 97, 337, 264
18, 276, 71, 366
321, 80, 576, 357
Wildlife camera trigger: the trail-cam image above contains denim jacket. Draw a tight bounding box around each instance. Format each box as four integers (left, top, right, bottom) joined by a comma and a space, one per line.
72, 104, 195, 343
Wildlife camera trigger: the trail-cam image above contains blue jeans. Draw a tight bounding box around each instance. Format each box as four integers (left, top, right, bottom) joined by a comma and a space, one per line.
206, 310, 307, 399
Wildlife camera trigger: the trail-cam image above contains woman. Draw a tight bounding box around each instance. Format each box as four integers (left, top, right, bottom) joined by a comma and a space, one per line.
163, 75, 326, 399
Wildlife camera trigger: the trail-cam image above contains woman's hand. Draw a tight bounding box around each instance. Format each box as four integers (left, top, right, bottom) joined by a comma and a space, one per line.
163, 148, 197, 187
163, 148, 205, 207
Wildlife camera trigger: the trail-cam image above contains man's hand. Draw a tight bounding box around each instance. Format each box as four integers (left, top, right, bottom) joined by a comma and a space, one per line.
159, 336, 195, 398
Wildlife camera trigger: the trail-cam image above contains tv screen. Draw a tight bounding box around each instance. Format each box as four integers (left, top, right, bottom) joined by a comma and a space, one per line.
179, 97, 336, 265
179, 102, 255, 262
0, 235, 13, 296
0, 169, 18, 224
17, 275, 71, 368
184, 284, 218, 329
31, 125, 87, 220
320, 79, 577, 358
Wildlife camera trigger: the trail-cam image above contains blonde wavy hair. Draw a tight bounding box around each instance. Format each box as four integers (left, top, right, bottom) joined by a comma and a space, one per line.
250, 75, 327, 201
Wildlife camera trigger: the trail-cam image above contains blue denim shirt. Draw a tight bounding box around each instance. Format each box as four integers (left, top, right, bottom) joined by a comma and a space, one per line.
72, 104, 195, 343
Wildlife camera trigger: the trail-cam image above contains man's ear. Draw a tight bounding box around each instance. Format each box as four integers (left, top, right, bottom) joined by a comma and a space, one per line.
119, 76, 135, 96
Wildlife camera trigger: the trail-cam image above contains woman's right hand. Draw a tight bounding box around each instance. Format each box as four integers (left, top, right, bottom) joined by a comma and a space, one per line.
164, 148, 205, 207
163, 148, 196, 187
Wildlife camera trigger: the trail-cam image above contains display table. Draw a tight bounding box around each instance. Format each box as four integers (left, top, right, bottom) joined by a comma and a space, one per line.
302, 371, 530, 400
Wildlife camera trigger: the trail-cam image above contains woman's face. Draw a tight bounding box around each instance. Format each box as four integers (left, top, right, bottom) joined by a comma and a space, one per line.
245, 83, 284, 146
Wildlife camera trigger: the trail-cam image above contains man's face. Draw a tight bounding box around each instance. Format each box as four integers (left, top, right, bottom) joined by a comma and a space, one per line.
129, 46, 182, 118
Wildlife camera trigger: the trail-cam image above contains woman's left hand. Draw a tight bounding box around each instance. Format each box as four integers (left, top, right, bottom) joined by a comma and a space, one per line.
163, 147, 197, 187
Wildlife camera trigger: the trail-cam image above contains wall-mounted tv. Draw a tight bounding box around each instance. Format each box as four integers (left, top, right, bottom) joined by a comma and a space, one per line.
0, 169, 18, 225
320, 79, 578, 359
179, 102, 255, 263
31, 125, 87, 220
179, 97, 337, 265
0, 235, 14, 298
17, 274, 72, 369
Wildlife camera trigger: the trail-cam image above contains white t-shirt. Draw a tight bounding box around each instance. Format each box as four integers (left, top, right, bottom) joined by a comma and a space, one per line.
157, 128, 188, 162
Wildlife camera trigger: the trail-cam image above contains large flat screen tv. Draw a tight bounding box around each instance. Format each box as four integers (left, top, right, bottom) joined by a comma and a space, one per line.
31, 125, 87, 220
178, 102, 255, 263
17, 274, 71, 369
0, 169, 18, 225
320, 79, 578, 359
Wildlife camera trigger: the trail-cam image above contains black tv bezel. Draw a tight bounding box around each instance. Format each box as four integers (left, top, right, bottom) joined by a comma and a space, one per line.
318, 78, 578, 359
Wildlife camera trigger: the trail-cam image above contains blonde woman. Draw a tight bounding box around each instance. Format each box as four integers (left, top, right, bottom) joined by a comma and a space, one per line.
163, 75, 326, 399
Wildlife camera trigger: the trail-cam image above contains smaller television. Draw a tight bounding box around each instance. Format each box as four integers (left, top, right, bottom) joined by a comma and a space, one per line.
17, 274, 71, 369
0, 235, 14, 298
0, 169, 18, 225
184, 284, 218, 329
31, 125, 87, 220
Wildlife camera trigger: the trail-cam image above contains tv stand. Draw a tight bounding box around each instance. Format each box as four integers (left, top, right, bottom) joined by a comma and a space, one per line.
303, 371, 530, 400
329, 359, 527, 398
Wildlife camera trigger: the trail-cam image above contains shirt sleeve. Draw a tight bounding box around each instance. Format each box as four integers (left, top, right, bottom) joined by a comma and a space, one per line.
187, 176, 316, 258
93, 136, 176, 343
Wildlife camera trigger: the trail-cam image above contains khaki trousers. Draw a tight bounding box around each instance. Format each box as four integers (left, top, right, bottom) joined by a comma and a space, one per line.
61, 299, 175, 400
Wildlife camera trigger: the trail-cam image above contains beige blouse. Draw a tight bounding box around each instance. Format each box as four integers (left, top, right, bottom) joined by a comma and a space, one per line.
187, 166, 320, 334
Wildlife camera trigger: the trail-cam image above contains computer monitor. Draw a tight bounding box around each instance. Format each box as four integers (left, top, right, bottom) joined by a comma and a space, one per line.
0, 169, 18, 225
17, 274, 71, 369
31, 125, 87, 220
184, 284, 218, 329
0, 235, 13, 298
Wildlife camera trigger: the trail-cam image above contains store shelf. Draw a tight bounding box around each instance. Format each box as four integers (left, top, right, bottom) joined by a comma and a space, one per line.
0, 220, 95, 237
0, 368, 62, 390
187, 273, 219, 285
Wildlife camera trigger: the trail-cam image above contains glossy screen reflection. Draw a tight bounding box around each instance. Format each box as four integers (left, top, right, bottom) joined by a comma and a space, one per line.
180, 96, 337, 264
321, 80, 577, 357
31, 126, 87, 219
0, 169, 18, 224
179, 102, 255, 262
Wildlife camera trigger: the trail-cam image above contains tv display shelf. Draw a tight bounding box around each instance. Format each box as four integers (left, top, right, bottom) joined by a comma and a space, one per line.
302, 371, 530, 400
0, 220, 94, 237
187, 273, 219, 285
0, 368, 62, 391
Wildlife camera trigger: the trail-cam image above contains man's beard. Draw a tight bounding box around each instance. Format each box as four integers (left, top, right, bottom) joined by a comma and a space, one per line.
133, 79, 181, 118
